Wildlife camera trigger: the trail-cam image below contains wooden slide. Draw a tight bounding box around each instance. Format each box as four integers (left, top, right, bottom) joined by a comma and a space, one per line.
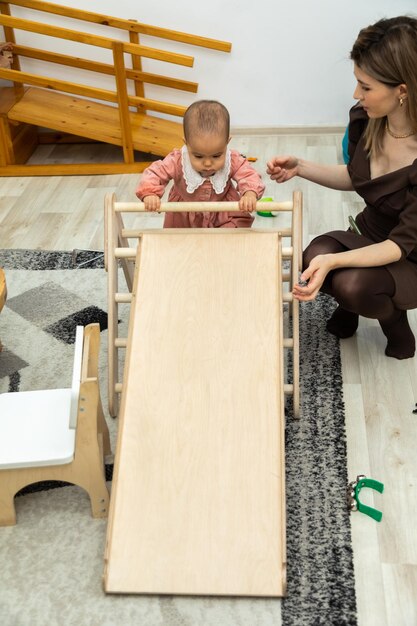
104, 229, 287, 596
0, 0, 231, 176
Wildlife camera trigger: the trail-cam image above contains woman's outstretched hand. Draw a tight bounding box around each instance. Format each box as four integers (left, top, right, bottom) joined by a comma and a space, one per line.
292, 254, 334, 302
266, 156, 299, 183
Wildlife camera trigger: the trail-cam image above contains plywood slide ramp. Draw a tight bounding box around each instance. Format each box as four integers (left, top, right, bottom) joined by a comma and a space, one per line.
104, 231, 287, 597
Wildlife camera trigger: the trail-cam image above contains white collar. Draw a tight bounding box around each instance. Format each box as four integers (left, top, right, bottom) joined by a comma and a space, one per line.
181, 145, 231, 194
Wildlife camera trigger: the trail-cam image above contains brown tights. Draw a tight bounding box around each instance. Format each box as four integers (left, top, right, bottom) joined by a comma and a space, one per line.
303, 236, 416, 359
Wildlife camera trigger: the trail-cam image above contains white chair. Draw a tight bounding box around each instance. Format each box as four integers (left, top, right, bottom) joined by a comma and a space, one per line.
0, 323, 111, 526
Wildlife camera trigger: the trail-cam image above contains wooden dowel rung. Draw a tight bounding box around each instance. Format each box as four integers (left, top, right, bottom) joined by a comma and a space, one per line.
283, 338, 293, 348
116, 227, 293, 237
113, 201, 294, 212
284, 384, 294, 395
282, 246, 293, 257
115, 338, 127, 348
115, 383, 123, 393
115, 293, 132, 303
121, 229, 143, 239
122, 229, 293, 240
283, 293, 293, 302
115, 247, 137, 259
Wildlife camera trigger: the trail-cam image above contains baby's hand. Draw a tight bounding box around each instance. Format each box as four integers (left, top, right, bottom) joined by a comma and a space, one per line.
239, 190, 257, 212
0, 43, 13, 69
143, 195, 161, 212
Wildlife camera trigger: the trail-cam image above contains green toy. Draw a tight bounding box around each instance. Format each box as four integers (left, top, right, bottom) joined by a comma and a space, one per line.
347, 474, 384, 522
257, 196, 275, 217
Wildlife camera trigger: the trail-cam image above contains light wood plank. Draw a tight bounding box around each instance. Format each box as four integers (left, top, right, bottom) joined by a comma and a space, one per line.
356, 321, 417, 566
344, 382, 388, 626
382, 564, 417, 626
104, 232, 286, 596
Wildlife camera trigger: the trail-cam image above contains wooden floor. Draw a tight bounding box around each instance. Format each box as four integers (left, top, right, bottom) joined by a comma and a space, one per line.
1, 134, 416, 625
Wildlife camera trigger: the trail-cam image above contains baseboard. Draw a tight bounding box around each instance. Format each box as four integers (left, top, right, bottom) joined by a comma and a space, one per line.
231, 125, 346, 136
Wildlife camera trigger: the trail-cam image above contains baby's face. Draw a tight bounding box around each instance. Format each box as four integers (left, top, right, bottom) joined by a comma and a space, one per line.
185, 132, 230, 178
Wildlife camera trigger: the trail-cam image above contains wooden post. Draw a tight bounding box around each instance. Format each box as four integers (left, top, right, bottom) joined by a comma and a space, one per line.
112, 40, 134, 164
128, 19, 145, 114
105, 192, 120, 417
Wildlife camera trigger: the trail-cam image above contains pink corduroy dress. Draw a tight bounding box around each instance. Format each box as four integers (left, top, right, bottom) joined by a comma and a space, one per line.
136, 146, 265, 228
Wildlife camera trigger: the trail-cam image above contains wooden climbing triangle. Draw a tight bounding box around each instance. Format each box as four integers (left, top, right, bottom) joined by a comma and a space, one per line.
104, 192, 302, 419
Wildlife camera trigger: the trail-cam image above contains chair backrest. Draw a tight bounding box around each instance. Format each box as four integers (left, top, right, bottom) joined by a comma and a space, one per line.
69, 326, 84, 430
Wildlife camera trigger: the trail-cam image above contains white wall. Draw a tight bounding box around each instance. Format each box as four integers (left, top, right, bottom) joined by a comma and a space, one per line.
2, 0, 416, 128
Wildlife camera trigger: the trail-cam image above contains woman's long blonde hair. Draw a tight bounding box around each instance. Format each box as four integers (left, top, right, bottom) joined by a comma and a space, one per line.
350, 16, 417, 155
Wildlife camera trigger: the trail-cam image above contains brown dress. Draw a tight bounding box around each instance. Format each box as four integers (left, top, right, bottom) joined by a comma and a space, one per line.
317, 104, 417, 309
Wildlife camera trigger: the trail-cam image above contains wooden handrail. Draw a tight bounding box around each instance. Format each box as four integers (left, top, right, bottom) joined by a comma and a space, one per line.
0, 14, 195, 66
126, 70, 197, 94
11, 44, 199, 93
0, 67, 119, 101
2, 0, 232, 51
0, 67, 188, 117
128, 95, 186, 117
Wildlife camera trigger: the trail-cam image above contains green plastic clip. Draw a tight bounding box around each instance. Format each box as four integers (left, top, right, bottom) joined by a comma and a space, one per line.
257, 196, 275, 217
347, 474, 384, 522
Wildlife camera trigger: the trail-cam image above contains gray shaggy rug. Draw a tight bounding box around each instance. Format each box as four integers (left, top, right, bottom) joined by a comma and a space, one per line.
0, 249, 357, 626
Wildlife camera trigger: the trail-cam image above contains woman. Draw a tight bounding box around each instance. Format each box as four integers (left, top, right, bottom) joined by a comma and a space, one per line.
267, 16, 417, 359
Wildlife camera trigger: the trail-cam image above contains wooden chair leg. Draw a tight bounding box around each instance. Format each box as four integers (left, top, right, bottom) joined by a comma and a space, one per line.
98, 400, 112, 457
72, 439, 110, 519
0, 481, 17, 526
71, 381, 110, 518
83, 470, 110, 519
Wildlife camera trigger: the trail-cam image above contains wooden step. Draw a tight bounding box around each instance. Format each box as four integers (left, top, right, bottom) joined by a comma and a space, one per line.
7, 87, 184, 157
0, 87, 39, 166
0, 86, 26, 116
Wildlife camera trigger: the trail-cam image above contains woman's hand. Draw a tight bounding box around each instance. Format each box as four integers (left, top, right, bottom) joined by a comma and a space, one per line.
266, 156, 299, 183
238, 190, 257, 212
143, 194, 161, 212
292, 254, 335, 302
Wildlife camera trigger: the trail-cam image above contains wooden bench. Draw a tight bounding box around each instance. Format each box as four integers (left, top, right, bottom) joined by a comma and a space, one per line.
0, 324, 111, 526
0, 0, 231, 176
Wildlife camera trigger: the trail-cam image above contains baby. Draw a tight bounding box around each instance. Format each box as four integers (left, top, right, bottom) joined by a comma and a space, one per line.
135, 100, 265, 228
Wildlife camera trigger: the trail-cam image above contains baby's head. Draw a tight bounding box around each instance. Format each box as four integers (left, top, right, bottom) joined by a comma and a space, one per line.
183, 100, 231, 177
